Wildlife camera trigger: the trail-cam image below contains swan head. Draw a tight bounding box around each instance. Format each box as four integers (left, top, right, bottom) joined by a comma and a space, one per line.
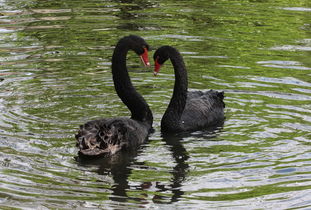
124, 35, 150, 67
153, 46, 171, 75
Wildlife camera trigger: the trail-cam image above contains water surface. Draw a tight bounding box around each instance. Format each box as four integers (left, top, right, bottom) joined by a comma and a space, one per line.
0, 0, 311, 209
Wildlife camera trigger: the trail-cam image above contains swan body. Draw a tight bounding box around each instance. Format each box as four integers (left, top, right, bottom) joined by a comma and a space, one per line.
153, 46, 225, 133
76, 35, 153, 157
76, 117, 149, 156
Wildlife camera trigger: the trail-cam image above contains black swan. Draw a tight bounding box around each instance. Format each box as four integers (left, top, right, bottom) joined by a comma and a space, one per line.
76, 35, 153, 157
153, 46, 225, 133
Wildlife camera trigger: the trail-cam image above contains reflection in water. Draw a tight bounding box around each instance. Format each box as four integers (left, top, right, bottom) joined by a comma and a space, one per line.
160, 133, 189, 203
75, 124, 223, 204
76, 149, 141, 203
115, 0, 157, 31
75, 137, 189, 204
160, 123, 224, 203
75, 137, 186, 204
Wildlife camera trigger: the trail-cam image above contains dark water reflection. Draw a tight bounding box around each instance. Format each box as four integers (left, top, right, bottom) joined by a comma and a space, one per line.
76, 132, 191, 204
0, 0, 311, 209
76, 151, 139, 203
76, 124, 224, 205
77, 130, 223, 205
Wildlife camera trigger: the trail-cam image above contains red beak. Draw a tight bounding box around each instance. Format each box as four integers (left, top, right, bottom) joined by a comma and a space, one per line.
154, 57, 162, 76
139, 48, 150, 67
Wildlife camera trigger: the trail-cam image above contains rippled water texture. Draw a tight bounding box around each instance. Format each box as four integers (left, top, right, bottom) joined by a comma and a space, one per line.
0, 0, 311, 209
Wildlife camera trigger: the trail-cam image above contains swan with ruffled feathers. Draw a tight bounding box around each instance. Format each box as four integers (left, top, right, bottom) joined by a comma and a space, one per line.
76, 35, 153, 157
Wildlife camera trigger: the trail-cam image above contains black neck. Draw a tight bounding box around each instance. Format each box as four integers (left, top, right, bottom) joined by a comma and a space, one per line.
111, 40, 153, 126
162, 47, 188, 131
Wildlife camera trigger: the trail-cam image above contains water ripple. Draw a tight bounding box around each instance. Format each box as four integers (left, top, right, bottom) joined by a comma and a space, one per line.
0, 0, 311, 209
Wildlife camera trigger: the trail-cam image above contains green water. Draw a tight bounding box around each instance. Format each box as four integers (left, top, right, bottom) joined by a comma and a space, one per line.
0, 0, 310, 209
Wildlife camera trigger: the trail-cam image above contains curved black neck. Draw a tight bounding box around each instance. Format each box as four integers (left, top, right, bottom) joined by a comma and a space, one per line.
111, 39, 153, 126
162, 47, 188, 131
